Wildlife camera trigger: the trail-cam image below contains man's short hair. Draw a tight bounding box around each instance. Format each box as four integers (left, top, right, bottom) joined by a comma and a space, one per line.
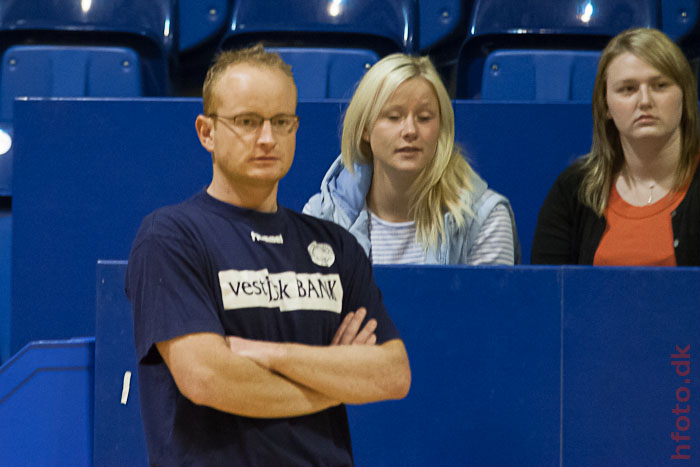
202, 44, 295, 115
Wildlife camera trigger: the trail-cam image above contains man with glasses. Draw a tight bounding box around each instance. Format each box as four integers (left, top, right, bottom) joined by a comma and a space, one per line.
126, 44, 411, 465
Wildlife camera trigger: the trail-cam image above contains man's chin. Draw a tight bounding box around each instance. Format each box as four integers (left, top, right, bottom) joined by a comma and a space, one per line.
249, 168, 290, 184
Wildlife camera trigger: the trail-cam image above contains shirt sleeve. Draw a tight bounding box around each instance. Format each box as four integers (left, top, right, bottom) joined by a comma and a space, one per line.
531, 168, 579, 264
126, 217, 224, 363
467, 203, 515, 265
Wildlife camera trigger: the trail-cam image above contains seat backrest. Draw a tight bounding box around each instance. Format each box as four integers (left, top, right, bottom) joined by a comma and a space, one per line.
270, 47, 377, 99
0, 0, 174, 56
1, 46, 143, 121
220, 0, 416, 54
178, 0, 231, 52
456, 0, 657, 99
481, 50, 600, 101
418, 0, 469, 50
468, 0, 656, 38
661, 0, 699, 41
0, 0, 174, 96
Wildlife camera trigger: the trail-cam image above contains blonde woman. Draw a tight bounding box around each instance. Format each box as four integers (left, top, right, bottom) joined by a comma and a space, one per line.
532, 28, 700, 265
304, 53, 519, 265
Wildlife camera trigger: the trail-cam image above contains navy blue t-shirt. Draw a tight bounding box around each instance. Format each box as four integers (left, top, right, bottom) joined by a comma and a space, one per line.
126, 189, 400, 466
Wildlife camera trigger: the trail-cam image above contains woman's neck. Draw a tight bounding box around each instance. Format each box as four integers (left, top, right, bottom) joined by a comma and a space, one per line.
366, 167, 416, 222
619, 130, 681, 186
615, 131, 682, 206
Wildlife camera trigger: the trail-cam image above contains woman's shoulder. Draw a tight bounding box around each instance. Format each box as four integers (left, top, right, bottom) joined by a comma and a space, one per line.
462, 168, 510, 211
470, 188, 510, 213
553, 158, 587, 190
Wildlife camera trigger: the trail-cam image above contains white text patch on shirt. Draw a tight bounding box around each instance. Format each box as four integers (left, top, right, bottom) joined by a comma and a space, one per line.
218, 269, 342, 313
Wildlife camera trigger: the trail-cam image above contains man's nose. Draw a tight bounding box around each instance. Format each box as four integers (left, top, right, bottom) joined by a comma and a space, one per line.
257, 119, 276, 144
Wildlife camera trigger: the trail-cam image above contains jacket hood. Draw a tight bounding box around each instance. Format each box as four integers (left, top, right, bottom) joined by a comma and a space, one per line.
318, 154, 490, 223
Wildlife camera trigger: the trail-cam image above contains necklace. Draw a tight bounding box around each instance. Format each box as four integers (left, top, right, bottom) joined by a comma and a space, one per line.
646, 183, 655, 205
621, 169, 660, 205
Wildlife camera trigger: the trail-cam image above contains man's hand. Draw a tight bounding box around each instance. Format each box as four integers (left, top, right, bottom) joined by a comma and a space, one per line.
226, 306, 377, 365
331, 307, 377, 346
220, 308, 409, 405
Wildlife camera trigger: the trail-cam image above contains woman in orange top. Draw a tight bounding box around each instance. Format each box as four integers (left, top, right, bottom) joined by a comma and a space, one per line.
532, 28, 700, 266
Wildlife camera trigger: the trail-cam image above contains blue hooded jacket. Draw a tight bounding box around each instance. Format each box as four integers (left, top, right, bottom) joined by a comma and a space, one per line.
303, 155, 521, 264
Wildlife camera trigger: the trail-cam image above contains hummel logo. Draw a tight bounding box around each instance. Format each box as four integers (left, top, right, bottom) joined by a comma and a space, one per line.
251, 231, 284, 244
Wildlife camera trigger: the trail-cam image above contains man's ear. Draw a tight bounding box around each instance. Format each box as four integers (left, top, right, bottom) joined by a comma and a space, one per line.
195, 114, 215, 153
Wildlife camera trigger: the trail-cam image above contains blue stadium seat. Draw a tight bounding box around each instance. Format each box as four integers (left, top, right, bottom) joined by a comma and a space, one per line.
419, 0, 469, 51
178, 0, 230, 52
662, 0, 699, 41
666, 0, 700, 80
0, 0, 174, 96
220, 0, 416, 99
416, 0, 474, 91
1, 46, 143, 121
270, 47, 378, 99
456, 0, 658, 99
481, 50, 600, 101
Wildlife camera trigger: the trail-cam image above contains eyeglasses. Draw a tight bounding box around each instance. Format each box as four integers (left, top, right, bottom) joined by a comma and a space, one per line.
208, 113, 299, 135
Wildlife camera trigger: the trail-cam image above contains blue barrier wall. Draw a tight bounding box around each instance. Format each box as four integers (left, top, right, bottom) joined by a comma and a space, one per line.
87, 262, 699, 466
453, 102, 592, 262
0, 337, 94, 465
560, 267, 700, 465
94, 261, 147, 467
352, 265, 562, 465
0, 210, 10, 363
11, 98, 591, 354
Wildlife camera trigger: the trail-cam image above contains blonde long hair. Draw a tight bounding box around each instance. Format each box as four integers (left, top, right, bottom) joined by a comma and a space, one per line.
580, 28, 700, 215
341, 53, 475, 249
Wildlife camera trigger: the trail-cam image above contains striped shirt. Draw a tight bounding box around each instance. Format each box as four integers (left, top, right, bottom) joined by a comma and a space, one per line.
368, 204, 514, 265
467, 203, 514, 265
368, 212, 426, 264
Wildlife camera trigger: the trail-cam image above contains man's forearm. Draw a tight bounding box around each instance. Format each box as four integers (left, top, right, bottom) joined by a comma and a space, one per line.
233, 338, 411, 404
201, 355, 342, 418
158, 333, 340, 418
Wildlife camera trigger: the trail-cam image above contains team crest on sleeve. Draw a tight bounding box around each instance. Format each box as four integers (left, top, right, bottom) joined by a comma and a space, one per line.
307, 241, 335, 267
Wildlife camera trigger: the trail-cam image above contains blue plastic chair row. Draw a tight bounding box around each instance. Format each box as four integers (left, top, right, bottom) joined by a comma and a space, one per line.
456, 0, 700, 100
1, 0, 700, 197
1, 0, 699, 103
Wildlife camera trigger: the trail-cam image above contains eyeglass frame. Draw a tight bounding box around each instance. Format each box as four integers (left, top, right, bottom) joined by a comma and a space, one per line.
207, 112, 299, 136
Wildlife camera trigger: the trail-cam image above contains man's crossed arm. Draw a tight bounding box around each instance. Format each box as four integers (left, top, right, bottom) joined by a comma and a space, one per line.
156, 308, 411, 419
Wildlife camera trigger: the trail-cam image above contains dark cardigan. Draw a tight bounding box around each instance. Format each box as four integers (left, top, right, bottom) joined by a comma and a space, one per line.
531, 161, 700, 265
